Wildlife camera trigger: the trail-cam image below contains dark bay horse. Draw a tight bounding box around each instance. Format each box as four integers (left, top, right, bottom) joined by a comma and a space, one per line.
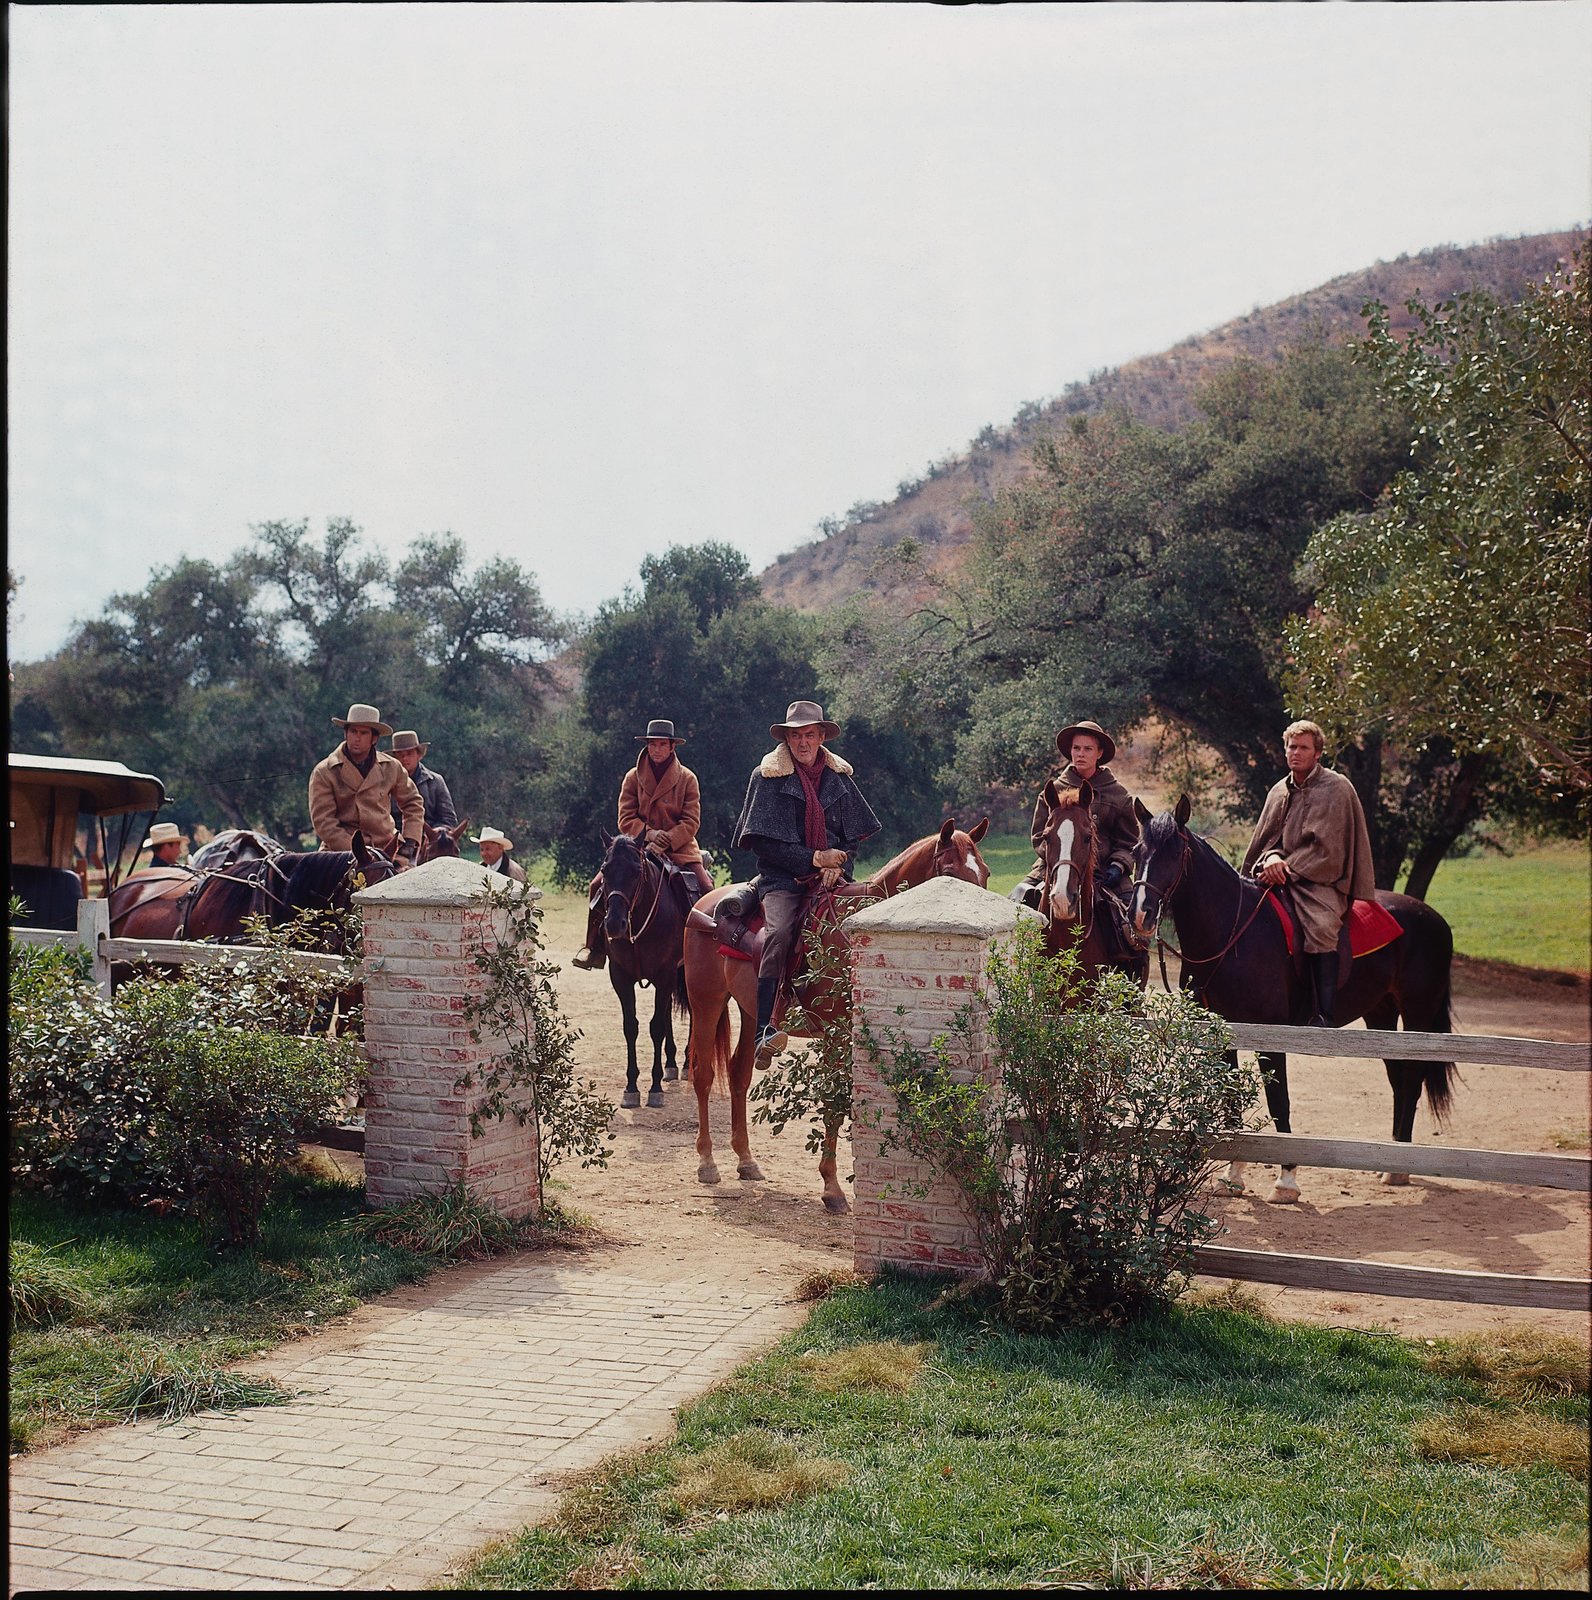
595, 831, 691, 1110
1130, 796, 1456, 1203
109, 833, 396, 950
683, 818, 991, 1211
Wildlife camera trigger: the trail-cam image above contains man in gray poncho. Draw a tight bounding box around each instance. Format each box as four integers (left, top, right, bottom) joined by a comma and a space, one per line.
723, 700, 881, 1068
1242, 718, 1376, 1028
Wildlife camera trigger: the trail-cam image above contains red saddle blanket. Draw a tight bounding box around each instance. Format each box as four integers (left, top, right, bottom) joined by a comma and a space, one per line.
1266, 892, 1404, 960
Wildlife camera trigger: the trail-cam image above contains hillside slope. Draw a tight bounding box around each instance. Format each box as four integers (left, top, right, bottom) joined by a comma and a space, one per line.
759, 229, 1587, 612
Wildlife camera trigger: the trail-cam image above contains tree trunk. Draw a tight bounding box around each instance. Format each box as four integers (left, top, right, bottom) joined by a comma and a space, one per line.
1401, 752, 1490, 902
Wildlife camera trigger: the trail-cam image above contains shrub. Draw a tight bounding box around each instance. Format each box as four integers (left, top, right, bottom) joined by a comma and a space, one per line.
860, 921, 1257, 1329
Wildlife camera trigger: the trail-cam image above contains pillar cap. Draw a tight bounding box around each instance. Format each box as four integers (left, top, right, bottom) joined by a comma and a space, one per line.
847, 876, 1038, 939
353, 855, 542, 908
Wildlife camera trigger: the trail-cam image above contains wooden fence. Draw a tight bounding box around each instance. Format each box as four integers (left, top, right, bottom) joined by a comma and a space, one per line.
1185, 1019, 1590, 1312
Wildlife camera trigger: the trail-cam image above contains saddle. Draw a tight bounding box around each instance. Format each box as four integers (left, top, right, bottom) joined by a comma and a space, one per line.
689, 880, 873, 983
110, 868, 202, 917
1265, 884, 1354, 1021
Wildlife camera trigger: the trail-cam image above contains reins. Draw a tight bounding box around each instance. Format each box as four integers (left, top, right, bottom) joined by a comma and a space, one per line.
608, 844, 667, 947
1137, 837, 1272, 990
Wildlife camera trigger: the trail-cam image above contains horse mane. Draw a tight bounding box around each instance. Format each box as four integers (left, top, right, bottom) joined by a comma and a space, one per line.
868, 834, 933, 893
277, 851, 361, 906
1049, 784, 1088, 813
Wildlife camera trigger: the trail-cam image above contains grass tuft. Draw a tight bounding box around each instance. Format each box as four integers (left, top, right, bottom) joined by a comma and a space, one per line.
1419, 1327, 1590, 1401
1471, 1530, 1591, 1590
791, 1267, 867, 1302
1414, 1407, 1589, 1477
799, 1338, 929, 1394
341, 1184, 600, 1260
9, 1240, 94, 1329
670, 1430, 849, 1513
105, 1353, 293, 1423
1548, 1122, 1590, 1152
1183, 1281, 1277, 1321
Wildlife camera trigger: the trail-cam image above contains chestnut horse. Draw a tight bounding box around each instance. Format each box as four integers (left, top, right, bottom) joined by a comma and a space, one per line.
1131, 796, 1456, 1203
684, 817, 991, 1212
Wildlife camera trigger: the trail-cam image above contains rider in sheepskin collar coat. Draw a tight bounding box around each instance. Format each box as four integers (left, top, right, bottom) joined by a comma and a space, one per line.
733, 740, 881, 893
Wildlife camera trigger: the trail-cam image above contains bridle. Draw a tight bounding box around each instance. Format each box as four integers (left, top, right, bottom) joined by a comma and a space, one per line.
1038, 808, 1096, 930
605, 839, 666, 946
1132, 830, 1271, 988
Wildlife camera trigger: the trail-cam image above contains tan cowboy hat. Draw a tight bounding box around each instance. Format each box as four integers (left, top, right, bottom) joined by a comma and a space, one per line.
391, 730, 429, 756
474, 826, 513, 850
332, 703, 393, 737
1056, 720, 1116, 764
142, 822, 182, 849
770, 700, 839, 740
635, 718, 684, 743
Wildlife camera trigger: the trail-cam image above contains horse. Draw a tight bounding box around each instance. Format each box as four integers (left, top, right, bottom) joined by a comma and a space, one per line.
1130, 795, 1456, 1203
187, 828, 284, 874
421, 818, 470, 862
108, 833, 397, 950
594, 831, 691, 1111
683, 817, 992, 1212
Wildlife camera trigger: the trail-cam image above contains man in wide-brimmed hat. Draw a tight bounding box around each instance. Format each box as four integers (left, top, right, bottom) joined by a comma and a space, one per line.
573, 718, 712, 971
134, 821, 190, 873
474, 826, 526, 884
308, 704, 424, 866
724, 700, 880, 1067
388, 730, 459, 832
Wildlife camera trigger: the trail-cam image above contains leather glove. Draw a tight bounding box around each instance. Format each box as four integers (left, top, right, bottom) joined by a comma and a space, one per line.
644, 829, 671, 852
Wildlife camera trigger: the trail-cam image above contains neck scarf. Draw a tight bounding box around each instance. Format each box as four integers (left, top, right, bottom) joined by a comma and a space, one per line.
793, 751, 829, 850
646, 753, 674, 782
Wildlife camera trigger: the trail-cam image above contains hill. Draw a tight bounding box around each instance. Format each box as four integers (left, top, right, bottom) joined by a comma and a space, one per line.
758, 229, 1588, 612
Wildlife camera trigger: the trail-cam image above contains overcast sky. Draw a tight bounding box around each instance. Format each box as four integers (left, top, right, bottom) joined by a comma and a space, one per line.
8, 1, 1591, 663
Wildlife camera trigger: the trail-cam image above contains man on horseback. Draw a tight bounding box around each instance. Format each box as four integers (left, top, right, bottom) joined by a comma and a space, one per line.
388, 730, 459, 831
573, 718, 713, 971
1243, 719, 1376, 1028
1011, 720, 1145, 976
308, 704, 424, 869
722, 700, 880, 1068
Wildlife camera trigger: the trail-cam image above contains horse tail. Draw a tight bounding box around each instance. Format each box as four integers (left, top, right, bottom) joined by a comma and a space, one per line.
1420, 968, 1456, 1128
672, 961, 690, 1021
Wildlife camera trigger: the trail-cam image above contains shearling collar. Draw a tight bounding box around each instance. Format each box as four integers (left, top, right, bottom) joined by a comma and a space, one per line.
759, 744, 853, 779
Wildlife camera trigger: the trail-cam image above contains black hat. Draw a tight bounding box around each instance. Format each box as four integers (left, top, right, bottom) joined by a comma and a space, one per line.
636, 718, 684, 743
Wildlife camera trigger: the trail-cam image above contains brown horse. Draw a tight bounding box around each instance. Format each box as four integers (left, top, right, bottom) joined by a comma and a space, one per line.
187, 829, 284, 874
420, 818, 470, 862
683, 817, 991, 1212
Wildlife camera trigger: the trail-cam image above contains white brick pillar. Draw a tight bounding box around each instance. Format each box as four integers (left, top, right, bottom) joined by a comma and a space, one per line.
354, 858, 544, 1219
848, 877, 1039, 1278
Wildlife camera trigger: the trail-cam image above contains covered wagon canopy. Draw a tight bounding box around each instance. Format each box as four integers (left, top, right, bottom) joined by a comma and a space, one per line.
9, 753, 166, 873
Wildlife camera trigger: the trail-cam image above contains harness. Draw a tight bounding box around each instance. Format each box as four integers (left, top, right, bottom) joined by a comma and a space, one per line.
1135, 837, 1272, 994
605, 845, 671, 982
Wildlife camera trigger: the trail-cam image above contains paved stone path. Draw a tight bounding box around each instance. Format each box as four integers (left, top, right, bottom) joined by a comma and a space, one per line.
9, 1251, 814, 1592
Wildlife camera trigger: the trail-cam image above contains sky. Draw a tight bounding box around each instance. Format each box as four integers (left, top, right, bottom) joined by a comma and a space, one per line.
8, 1, 1591, 663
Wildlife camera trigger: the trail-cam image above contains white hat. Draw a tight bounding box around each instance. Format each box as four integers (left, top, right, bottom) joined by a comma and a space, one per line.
474, 826, 513, 850
143, 822, 182, 849
332, 703, 394, 737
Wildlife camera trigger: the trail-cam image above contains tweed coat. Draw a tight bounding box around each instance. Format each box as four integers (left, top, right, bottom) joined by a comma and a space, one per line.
1243, 761, 1375, 954
1019, 761, 1142, 888
309, 745, 423, 853
617, 754, 705, 865
733, 744, 881, 894
389, 762, 458, 831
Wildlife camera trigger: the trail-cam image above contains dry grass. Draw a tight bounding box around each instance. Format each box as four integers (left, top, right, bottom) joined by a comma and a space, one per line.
1183, 1281, 1277, 1321
1414, 1407, 1589, 1478
1548, 1122, 1590, 1152
1476, 1531, 1591, 1590
288, 1146, 363, 1186
790, 1267, 867, 1303
1419, 1327, 1590, 1402
800, 1338, 929, 1394
669, 1430, 849, 1513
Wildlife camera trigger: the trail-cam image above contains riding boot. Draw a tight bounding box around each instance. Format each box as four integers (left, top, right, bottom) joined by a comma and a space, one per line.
753, 974, 787, 1069
1307, 951, 1338, 1029
571, 880, 607, 970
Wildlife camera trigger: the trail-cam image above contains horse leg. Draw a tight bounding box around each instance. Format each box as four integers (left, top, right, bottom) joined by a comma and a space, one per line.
1367, 996, 1416, 1186
1255, 1050, 1299, 1204
818, 1112, 848, 1214
730, 1003, 764, 1182
615, 975, 642, 1110
646, 983, 670, 1108
1218, 1048, 1250, 1194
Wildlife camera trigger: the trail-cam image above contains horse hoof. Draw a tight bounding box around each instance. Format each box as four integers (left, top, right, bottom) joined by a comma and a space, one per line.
1267, 1184, 1300, 1205
1380, 1171, 1411, 1187
822, 1194, 850, 1215
663, 1064, 679, 1082
1217, 1177, 1246, 1195
737, 1162, 766, 1182
646, 1091, 665, 1108
698, 1164, 721, 1186
620, 1089, 640, 1109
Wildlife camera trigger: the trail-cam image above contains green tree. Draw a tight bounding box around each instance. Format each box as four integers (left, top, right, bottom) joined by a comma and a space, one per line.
1289, 242, 1591, 860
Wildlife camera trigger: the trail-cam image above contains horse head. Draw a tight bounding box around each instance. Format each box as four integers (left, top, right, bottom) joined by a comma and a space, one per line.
1035, 780, 1095, 925
599, 831, 651, 944
349, 831, 400, 893
421, 818, 469, 862
930, 816, 992, 888
1129, 793, 1192, 944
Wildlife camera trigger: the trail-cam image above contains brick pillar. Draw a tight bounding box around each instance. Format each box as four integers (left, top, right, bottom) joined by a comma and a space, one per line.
354, 858, 544, 1219
848, 877, 1039, 1278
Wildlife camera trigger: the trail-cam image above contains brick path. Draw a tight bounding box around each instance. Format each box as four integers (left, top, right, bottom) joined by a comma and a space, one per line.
9, 1250, 814, 1592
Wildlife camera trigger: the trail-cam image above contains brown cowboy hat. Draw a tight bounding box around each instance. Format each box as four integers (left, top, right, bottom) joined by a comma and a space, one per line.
332, 702, 393, 737
1055, 720, 1116, 764
391, 730, 429, 756
635, 718, 684, 743
770, 700, 839, 741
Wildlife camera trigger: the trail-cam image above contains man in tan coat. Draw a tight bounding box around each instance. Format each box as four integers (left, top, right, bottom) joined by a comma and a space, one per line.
1242, 718, 1376, 1027
308, 704, 424, 867
573, 718, 712, 970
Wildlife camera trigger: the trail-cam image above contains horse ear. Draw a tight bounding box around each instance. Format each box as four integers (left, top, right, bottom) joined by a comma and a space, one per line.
601, 828, 613, 848
350, 830, 368, 861
969, 817, 989, 842
1042, 778, 1059, 808
1133, 796, 1154, 827
1174, 794, 1192, 829
1077, 779, 1093, 809
938, 819, 956, 848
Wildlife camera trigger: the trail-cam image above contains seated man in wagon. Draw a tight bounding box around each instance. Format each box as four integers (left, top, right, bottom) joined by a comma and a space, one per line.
721, 699, 880, 1068
573, 718, 714, 970
134, 821, 192, 873
308, 703, 424, 869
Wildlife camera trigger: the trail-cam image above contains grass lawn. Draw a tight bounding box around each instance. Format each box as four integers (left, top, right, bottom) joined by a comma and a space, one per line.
455, 1274, 1589, 1591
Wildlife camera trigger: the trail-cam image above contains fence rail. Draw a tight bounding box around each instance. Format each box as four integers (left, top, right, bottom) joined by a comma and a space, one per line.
1220, 1019, 1587, 1072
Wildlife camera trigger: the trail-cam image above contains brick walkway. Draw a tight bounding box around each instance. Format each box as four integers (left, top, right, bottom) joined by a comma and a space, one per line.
9, 1251, 814, 1592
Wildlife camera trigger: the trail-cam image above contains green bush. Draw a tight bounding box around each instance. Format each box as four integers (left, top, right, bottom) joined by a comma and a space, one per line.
860, 922, 1257, 1329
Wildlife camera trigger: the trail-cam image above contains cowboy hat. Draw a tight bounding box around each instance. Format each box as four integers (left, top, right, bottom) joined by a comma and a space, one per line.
1055, 720, 1116, 764
770, 700, 839, 740
390, 730, 429, 756
332, 703, 393, 737
142, 822, 182, 848
474, 826, 513, 850
635, 718, 684, 743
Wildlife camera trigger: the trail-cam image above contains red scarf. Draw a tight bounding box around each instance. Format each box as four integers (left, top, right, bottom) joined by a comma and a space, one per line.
793, 752, 829, 850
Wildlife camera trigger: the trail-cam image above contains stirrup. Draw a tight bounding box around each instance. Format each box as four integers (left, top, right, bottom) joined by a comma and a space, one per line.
571, 947, 604, 970
753, 1026, 788, 1068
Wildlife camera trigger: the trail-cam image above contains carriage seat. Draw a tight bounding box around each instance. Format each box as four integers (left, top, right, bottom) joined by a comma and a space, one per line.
9, 865, 84, 931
